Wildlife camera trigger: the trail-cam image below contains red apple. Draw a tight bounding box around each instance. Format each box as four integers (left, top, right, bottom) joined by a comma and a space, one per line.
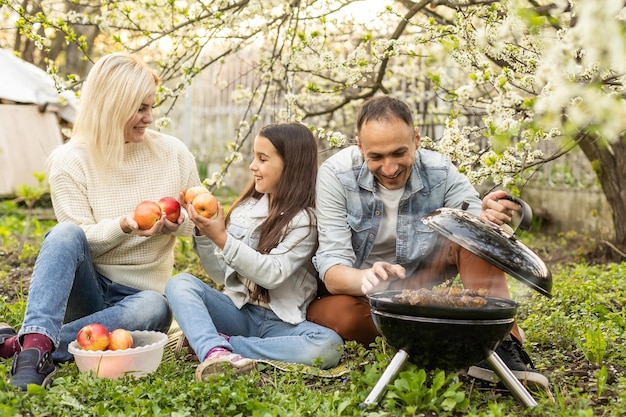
192, 192, 218, 218
183, 186, 210, 205
76, 323, 110, 351
158, 197, 181, 223
134, 200, 162, 230
108, 328, 134, 351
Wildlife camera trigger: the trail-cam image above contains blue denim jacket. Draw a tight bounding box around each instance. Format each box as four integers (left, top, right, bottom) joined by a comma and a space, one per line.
314, 146, 482, 279
193, 194, 318, 324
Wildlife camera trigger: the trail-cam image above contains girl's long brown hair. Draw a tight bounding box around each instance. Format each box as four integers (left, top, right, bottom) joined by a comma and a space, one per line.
226, 122, 318, 303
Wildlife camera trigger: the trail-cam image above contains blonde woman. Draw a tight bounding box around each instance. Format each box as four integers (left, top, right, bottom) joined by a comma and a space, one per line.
0, 52, 201, 390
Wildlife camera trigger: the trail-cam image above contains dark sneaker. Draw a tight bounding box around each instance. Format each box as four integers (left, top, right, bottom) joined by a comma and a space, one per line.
10, 348, 58, 391
467, 335, 549, 389
0, 322, 17, 345
0, 322, 17, 343
0, 323, 18, 359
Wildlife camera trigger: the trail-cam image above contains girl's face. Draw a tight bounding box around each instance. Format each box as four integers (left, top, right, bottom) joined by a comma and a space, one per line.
250, 134, 284, 197
124, 94, 155, 143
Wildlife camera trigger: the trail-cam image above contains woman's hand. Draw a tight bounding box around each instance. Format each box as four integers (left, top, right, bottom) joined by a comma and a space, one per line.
120, 213, 167, 236
187, 202, 228, 249
160, 214, 182, 235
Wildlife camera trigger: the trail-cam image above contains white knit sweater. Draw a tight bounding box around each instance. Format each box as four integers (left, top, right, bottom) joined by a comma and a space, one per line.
47, 132, 201, 293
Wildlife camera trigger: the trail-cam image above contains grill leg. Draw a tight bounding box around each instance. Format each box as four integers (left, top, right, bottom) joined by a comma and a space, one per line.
361, 349, 409, 409
485, 350, 538, 408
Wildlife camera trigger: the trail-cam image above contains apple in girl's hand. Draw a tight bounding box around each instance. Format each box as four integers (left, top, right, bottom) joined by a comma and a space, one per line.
76, 323, 110, 351
192, 192, 218, 218
134, 201, 162, 229
158, 197, 181, 222
183, 186, 210, 205
108, 328, 134, 350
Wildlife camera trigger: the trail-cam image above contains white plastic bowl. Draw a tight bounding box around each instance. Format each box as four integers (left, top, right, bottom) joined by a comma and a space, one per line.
68, 330, 168, 379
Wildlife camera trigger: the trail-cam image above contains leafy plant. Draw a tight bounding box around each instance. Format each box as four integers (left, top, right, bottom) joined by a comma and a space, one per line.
3, 206, 626, 415
13, 173, 49, 254
384, 368, 469, 414
578, 326, 607, 365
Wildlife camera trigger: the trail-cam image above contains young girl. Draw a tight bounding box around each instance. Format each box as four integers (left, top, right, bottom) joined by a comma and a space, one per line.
165, 122, 343, 381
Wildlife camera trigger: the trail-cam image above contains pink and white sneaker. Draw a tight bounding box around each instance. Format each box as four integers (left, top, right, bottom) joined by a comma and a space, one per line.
194, 348, 256, 381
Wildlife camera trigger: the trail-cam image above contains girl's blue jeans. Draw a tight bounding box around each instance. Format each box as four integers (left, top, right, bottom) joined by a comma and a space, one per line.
165, 273, 343, 369
18, 223, 172, 362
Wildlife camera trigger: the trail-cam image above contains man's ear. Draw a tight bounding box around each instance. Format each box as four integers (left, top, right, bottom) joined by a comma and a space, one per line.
414, 127, 421, 149
357, 136, 364, 155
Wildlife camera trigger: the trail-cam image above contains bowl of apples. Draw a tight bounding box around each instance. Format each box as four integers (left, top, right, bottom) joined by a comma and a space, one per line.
68, 324, 168, 379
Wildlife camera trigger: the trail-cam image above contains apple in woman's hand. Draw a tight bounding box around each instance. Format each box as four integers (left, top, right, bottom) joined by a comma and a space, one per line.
158, 197, 181, 222
134, 201, 162, 229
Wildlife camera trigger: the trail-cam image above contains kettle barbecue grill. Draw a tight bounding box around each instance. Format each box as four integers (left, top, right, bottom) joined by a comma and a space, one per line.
362, 199, 552, 409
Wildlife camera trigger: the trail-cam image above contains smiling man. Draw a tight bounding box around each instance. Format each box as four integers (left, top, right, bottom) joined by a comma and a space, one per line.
307, 95, 549, 389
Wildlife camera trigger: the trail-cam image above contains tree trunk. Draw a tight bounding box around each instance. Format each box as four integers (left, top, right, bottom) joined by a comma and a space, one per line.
48, 1, 101, 78
12, 0, 100, 76
577, 133, 626, 247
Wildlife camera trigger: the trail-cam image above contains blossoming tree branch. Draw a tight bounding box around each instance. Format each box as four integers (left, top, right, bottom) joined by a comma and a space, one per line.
2, 0, 625, 246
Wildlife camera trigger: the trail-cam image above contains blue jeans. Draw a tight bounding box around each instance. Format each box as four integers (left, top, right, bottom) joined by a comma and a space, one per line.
165, 273, 343, 369
19, 223, 172, 362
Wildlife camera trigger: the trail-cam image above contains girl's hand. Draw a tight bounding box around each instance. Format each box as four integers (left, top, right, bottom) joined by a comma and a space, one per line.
188, 202, 228, 249
178, 190, 187, 207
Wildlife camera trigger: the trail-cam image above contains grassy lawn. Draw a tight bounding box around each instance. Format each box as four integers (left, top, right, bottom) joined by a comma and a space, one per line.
1, 200, 625, 416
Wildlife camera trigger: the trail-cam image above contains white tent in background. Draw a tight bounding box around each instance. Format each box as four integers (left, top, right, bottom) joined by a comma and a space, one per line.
0, 49, 76, 196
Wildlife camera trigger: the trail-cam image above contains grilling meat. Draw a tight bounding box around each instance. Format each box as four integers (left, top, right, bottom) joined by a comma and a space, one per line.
392, 287, 489, 308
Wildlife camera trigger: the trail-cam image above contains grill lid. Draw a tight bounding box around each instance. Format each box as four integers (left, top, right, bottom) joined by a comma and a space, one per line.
422, 207, 552, 297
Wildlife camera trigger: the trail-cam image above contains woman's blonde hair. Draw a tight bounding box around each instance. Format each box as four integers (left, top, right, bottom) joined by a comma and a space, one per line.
70, 52, 160, 168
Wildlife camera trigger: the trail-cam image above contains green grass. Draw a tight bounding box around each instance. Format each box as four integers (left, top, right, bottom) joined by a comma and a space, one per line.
2, 206, 626, 416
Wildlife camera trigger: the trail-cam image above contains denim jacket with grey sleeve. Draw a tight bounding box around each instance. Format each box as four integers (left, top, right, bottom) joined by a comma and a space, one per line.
313, 146, 481, 280
192, 194, 318, 324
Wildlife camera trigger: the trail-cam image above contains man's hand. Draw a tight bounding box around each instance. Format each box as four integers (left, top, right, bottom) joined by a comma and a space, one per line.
480, 190, 521, 226
360, 262, 406, 295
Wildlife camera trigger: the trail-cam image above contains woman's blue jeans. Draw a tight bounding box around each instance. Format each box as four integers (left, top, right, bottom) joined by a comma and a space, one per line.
19, 223, 172, 362
165, 273, 343, 369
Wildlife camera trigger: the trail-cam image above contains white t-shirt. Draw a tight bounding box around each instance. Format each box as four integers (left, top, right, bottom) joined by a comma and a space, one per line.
363, 185, 403, 268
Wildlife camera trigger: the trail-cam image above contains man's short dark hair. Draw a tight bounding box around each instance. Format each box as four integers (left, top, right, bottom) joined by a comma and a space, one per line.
356, 96, 414, 133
